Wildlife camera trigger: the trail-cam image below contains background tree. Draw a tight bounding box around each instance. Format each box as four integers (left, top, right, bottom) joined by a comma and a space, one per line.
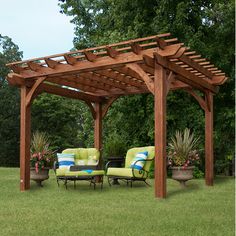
59, 0, 235, 174
0, 35, 22, 166
0, 35, 93, 166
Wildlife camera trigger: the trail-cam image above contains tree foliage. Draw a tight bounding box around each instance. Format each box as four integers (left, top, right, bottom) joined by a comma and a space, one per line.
59, 0, 235, 173
0, 35, 22, 166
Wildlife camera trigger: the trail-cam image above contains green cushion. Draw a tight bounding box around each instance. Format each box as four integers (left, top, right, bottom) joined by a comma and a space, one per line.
56, 169, 104, 177
62, 148, 100, 166
66, 170, 104, 177
107, 168, 147, 178
56, 168, 67, 176
125, 146, 155, 171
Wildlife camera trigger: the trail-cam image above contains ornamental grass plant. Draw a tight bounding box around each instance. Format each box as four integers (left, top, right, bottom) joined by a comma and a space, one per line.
168, 128, 200, 168
30, 131, 55, 173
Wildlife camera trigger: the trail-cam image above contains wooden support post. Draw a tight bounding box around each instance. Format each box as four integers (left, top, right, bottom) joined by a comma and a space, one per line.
205, 92, 214, 186
20, 86, 31, 191
154, 62, 167, 198
94, 102, 102, 165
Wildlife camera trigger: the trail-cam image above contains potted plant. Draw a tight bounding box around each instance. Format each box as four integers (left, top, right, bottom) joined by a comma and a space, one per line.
168, 128, 200, 187
30, 131, 55, 187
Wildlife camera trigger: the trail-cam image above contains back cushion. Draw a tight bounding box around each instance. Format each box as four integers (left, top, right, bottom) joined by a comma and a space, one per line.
130, 151, 148, 170
125, 146, 155, 171
62, 148, 100, 166
57, 153, 75, 169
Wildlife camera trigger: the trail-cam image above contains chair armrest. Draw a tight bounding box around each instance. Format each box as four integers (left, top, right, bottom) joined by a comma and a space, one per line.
105, 159, 124, 173
131, 159, 153, 178
105, 161, 112, 173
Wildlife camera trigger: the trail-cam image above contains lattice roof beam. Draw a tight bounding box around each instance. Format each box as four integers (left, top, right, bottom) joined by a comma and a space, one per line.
9, 44, 182, 79
95, 69, 145, 89
79, 72, 130, 91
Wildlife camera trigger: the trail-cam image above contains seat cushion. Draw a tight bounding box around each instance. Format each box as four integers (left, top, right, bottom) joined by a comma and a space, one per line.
65, 170, 105, 177
56, 169, 104, 177
56, 168, 67, 176
107, 168, 147, 179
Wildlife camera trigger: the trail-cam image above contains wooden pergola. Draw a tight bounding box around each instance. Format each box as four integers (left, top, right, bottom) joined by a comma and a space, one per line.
6, 33, 227, 198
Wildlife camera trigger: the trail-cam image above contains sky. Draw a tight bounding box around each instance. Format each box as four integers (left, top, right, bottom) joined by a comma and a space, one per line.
0, 0, 75, 60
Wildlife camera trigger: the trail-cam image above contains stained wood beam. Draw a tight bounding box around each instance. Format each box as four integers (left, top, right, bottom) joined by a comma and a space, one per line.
154, 62, 167, 198
183, 88, 207, 111
78, 74, 116, 92
96, 69, 145, 89
9, 65, 25, 74
156, 36, 167, 49
130, 42, 142, 54
38, 83, 104, 103
46, 76, 104, 95
64, 55, 77, 65
94, 102, 102, 152
205, 92, 214, 186
102, 96, 119, 118
211, 75, 228, 85
27, 61, 43, 71
85, 101, 96, 119
6, 33, 172, 67
143, 54, 208, 92
45, 58, 61, 68
7, 73, 26, 87
80, 72, 129, 91
20, 86, 31, 191
11, 45, 183, 79
26, 77, 46, 106
154, 54, 219, 93
83, 50, 98, 62
126, 63, 154, 94
178, 55, 214, 78
114, 67, 144, 83
106, 46, 119, 58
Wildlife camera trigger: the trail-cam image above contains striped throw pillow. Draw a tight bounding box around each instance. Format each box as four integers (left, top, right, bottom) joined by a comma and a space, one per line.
130, 151, 148, 170
57, 153, 75, 169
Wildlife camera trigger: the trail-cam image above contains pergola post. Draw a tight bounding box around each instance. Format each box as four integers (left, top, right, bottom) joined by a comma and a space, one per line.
94, 102, 102, 152
205, 92, 214, 185
154, 62, 167, 198
20, 86, 31, 191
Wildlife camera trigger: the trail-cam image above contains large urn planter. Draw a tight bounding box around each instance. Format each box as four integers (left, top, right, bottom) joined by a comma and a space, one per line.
171, 166, 194, 187
30, 167, 50, 187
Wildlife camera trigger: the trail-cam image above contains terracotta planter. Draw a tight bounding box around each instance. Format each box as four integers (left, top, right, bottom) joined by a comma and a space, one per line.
30, 167, 49, 187
171, 166, 194, 187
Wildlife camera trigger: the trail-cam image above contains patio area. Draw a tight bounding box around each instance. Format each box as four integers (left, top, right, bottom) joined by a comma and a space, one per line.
0, 168, 234, 236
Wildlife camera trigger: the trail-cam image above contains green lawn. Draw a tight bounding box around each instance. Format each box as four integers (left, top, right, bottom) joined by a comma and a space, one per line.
0, 168, 234, 236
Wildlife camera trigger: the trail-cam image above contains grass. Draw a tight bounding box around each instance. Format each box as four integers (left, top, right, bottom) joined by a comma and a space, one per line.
0, 168, 234, 236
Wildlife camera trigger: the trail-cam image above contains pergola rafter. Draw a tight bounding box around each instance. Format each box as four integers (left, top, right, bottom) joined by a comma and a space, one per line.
6, 33, 227, 198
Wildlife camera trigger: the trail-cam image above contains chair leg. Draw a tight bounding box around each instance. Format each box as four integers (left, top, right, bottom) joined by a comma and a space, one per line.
56, 178, 59, 187
101, 176, 103, 190
65, 179, 68, 189
108, 177, 112, 187
144, 180, 151, 187
130, 180, 133, 188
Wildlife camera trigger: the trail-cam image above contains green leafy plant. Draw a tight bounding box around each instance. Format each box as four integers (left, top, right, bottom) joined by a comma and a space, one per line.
30, 131, 55, 173
104, 133, 127, 158
168, 128, 200, 167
